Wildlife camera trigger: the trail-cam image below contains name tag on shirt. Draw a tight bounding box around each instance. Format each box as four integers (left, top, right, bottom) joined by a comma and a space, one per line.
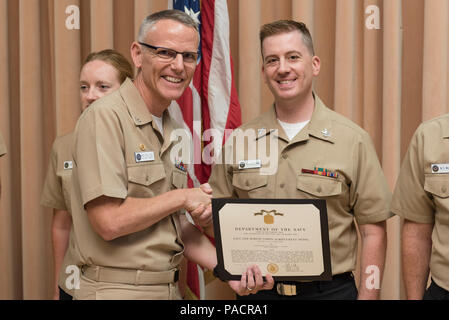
135, 151, 154, 163
63, 161, 73, 170
431, 163, 449, 174
238, 159, 262, 170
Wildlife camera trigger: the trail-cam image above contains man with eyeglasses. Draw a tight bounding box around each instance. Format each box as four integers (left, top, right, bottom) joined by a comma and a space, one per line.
209, 20, 391, 299
70, 9, 273, 300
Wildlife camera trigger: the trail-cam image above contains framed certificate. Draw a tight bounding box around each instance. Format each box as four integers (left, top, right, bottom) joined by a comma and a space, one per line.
212, 198, 332, 281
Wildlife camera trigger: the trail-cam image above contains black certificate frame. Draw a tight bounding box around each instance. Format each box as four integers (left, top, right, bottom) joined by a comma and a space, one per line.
212, 198, 332, 282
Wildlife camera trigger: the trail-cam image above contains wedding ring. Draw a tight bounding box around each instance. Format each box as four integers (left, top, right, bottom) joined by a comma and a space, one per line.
246, 286, 254, 291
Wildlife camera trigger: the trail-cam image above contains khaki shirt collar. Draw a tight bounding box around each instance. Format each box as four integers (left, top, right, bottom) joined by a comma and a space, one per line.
256, 106, 286, 141
306, 95, 335, 143
160, 110, 178, 153
120, 78, 153, 126
258, 93, 335, 144
119, 78, 177, 150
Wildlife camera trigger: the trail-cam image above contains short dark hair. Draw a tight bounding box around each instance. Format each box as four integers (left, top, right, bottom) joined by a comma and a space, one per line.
138, 9, 199, 42
259, 20, 315, 56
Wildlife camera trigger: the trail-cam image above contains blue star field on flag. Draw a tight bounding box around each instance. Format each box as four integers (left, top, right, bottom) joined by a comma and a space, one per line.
173, 0, 202, 60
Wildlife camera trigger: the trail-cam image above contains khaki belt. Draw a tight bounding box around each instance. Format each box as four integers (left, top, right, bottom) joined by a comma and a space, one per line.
81, 265, 179, 285
276, 283, 298, 296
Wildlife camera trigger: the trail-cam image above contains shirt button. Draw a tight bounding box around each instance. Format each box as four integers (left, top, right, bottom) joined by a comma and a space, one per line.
280, 183, 285, 188
317, 186, 322, 193
442, 186, 447, 193
282, 154, 288, 160
245, 180, 250, 187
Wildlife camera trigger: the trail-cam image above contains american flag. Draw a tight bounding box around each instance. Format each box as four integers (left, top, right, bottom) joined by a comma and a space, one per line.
168, 0, 241, 299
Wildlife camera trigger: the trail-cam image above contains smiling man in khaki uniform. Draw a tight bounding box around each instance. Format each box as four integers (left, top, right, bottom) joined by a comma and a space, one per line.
70, 10, 272, 300
391, 114, 449, 300
209, 20, 391, 300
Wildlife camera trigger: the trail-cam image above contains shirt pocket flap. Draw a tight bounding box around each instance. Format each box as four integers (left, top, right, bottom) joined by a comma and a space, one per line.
424, 175, 449, 198
297, 174, 342, 197
232, 171, 268, 191
127, 163, 166, 186
172, 169, 187, 189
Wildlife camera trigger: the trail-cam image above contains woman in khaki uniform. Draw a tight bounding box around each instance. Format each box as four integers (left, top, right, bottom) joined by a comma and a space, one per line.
41, 49, 133, 300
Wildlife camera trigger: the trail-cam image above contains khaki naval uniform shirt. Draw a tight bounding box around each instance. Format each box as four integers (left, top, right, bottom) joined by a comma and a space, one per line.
0, 133, 6, 157
42, 133, 74, 211
391, 114, 449, 291
71, 78, 187, 277
209, 95, 392, 275
41, 133, 76, 296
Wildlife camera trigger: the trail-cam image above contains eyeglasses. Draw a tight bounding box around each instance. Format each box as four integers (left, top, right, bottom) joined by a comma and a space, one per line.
138, 42, 199, 64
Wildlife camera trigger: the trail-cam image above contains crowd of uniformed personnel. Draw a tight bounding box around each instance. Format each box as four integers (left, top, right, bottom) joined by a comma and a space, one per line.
0, 9, 448, 300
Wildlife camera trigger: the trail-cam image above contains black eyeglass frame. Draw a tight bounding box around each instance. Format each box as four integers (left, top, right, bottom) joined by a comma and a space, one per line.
138, 41, 199, 63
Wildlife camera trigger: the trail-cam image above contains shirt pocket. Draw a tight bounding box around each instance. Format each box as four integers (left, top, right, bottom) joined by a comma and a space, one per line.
232, 170, 268, 197
296, 173, 343, 197
172, 168, 187, 189
424, 175, 449, 199
127, 163, 166, 197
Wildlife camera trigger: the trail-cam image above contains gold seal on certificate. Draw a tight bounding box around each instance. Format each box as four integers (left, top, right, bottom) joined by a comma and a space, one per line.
267, 263, 279, 274
212, 198, 332, 281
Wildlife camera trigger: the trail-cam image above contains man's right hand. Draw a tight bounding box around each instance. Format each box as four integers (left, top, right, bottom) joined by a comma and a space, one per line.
184, 183, 213, 228
184, 184, 212, 211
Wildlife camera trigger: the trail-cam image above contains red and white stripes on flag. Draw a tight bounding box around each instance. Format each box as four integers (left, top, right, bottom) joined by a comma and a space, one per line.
168, 0, 241, 299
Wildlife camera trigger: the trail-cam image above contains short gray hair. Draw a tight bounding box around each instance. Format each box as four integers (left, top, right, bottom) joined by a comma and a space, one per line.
138, 9, 199, 42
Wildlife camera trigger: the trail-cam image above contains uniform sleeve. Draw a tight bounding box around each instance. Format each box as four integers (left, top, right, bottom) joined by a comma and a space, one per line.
41, 141, 67, 210
391, 126, 435, 223
351, 132, 393, 225
0, 133, 6, 157
73, 106, 128, 206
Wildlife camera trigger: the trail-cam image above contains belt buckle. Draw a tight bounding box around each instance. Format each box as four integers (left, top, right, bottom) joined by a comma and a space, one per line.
276, 283, 297, 296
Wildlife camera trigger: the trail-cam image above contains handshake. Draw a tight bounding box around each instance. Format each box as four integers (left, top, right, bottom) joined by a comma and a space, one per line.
180, 183, 275, 296
183, 183, 214, 229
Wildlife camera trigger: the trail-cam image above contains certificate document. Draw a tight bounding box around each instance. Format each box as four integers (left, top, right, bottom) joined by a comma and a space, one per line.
212, 198, 332, 281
